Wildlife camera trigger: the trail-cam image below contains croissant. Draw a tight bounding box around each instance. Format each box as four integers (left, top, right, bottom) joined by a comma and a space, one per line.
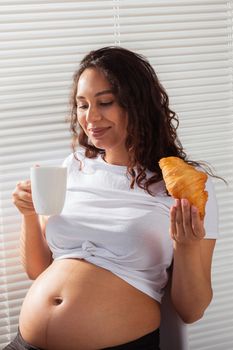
158, 156, 208, 219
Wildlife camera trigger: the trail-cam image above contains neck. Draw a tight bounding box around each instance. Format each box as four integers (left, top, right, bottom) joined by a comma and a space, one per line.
104, 149, 129, 166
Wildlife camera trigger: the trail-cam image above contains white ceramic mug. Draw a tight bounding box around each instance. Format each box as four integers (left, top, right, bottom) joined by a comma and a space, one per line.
30, 166, 67, 215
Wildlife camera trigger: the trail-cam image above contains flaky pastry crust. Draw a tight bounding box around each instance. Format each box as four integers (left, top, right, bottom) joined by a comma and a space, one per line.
159, 156, 208, 219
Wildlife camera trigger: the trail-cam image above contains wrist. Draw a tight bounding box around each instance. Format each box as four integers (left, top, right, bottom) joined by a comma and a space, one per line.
22, 213, 39, 222
173, 240, 202, 255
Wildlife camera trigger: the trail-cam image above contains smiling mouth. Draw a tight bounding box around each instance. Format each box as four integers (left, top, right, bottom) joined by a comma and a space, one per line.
88, 127, 111, 138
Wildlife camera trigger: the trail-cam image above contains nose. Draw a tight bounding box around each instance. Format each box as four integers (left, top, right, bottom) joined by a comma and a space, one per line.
86, 105, 102, 123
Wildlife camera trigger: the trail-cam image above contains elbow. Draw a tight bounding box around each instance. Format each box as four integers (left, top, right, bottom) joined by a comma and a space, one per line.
22, 256, 53, 280
176, 292, 213, 324
26, 271, 40, 280
23, 263, 50, 280
180, 311, 205, 324
24, 267, 41, 280
21, 260, 42, 280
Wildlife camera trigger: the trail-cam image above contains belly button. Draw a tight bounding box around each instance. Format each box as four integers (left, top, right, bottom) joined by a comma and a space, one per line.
52, 296, 63, 306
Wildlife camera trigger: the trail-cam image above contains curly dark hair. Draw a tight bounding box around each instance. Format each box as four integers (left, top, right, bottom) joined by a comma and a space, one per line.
69, 46, 201, 194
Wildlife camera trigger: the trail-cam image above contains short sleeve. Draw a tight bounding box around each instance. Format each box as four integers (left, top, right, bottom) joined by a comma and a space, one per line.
61, 147, 85, 174
204, 176, 219, 239
62, 153, 74, 168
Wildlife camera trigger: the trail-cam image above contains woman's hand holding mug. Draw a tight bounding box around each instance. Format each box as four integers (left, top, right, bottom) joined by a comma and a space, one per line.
12, 180, 36, 216
12, 165, 67, 216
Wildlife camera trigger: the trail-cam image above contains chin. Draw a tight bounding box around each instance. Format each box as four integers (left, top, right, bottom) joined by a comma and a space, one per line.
90, 137, 111, 148
91, 140, 107, 150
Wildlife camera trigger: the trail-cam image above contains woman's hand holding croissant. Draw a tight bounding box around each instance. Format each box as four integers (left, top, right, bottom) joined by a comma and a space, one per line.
170, 198, 206, 245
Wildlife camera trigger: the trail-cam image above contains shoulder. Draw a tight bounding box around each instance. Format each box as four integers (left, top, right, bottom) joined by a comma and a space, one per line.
62, 147, 86, 168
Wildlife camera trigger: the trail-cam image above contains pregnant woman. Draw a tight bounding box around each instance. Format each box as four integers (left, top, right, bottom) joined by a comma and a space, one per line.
7, 46, 219, 350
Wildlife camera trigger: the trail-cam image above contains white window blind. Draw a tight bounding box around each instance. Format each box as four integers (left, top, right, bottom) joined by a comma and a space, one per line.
0, 1, 232, 349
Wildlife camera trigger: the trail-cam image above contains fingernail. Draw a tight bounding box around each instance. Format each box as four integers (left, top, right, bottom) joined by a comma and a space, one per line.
182, 199, 188, 206
192, 206, 198, 213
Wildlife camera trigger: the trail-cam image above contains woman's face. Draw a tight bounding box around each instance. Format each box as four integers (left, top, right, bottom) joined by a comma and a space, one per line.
76, 68, 129, 164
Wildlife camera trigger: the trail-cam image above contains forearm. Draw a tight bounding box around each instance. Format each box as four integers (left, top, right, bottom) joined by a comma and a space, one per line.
171, 241, 212, 323
20, 214, 52, 280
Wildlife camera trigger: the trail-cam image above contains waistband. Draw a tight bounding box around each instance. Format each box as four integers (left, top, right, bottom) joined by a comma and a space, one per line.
103, 328, 160, 349
12, 328, 160, 350
16, 330, 42, 350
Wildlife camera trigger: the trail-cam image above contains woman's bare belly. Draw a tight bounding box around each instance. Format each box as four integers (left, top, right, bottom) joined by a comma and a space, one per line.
19, 259, 160, 350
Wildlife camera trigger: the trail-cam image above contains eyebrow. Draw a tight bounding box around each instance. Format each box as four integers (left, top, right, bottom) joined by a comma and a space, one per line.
76, 89, 114, 100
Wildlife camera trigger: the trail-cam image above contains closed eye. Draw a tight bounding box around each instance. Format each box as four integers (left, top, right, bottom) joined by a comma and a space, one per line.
77, 104, 88, 110
99, 101, 113, 106
77, 101, 113, 110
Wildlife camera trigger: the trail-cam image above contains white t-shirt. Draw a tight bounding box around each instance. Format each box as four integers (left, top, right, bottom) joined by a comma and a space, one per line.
46, 148, 219, 303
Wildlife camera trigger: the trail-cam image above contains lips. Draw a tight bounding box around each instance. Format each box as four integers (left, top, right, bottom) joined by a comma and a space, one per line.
88, 127, 111, 138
